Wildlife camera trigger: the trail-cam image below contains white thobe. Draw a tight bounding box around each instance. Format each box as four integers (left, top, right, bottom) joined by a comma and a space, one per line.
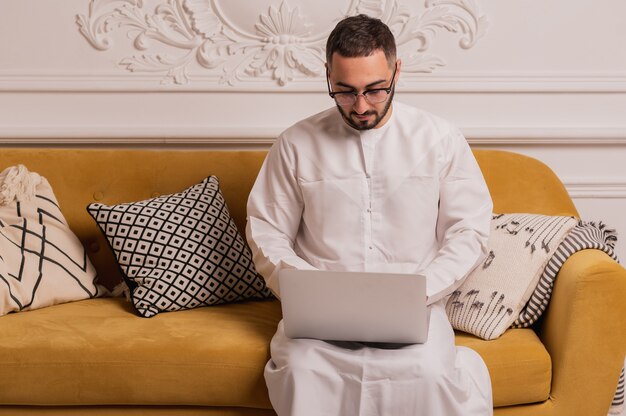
246, 102, 494, 416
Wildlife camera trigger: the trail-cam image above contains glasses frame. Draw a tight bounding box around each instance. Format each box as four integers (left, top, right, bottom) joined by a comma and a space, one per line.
326, 63, 397, 106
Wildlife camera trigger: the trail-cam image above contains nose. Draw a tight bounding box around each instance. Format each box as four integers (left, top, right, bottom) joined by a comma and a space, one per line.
353, 94, 369, 114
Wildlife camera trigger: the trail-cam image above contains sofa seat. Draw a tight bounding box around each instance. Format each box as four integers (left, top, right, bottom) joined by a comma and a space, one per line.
0, 298, 280, 409
456, 329, 552, 407
0, 295, 550, 410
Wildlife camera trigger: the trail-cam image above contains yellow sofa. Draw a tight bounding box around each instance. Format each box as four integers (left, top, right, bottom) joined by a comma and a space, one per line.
0, 148, 623, 416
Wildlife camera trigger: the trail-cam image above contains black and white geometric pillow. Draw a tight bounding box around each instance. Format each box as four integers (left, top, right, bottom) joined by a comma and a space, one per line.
87, 176, 272, 318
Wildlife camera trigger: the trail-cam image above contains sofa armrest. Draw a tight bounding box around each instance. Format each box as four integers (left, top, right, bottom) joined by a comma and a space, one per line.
539, 249, 626, 414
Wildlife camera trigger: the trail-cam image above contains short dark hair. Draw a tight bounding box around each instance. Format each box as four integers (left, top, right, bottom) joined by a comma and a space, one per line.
326, 14, 396, 69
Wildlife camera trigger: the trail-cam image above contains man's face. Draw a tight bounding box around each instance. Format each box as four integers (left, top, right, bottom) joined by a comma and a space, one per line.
327, 50, 399, 131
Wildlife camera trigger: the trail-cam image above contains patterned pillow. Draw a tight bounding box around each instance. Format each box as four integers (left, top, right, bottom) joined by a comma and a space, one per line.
0, 165, 103, 316
87, 176, 272, 318
445, 213, 577, 340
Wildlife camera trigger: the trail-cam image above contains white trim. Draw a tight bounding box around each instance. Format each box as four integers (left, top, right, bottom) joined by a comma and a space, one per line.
0, 131, 277, 145
565, 181, 626, 199
2, 72, 626, 92
401, 73, 626, 93
464, 128, 626, 144
1, 126, 625, 143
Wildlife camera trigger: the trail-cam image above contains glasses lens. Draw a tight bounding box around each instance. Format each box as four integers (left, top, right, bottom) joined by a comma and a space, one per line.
334, 93, 356, 106
332, 90, 390, 106
364, 90, 389, 104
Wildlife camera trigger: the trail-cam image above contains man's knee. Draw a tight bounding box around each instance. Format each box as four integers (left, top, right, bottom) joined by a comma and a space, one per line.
270, 340, 322, 373
415, 356, 451, 383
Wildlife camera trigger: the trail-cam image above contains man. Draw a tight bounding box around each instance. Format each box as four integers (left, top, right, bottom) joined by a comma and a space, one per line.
246, 14, 493, 416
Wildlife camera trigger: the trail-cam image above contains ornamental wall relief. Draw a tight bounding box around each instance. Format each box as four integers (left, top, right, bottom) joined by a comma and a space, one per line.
76, 0, 488, 86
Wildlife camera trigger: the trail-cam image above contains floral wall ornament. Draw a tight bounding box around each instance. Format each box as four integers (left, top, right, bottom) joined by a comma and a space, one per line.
352, 0, 489, 73
76, 0, 489, 86
191, 1, 326, 86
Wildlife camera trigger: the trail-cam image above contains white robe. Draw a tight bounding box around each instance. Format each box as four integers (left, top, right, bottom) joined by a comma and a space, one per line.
246, 102, 494, 416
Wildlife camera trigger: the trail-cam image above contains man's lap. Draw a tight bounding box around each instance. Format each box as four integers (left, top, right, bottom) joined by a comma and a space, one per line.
268, 301, 458, 376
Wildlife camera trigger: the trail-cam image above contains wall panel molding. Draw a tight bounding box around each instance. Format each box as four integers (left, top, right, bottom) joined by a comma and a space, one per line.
464, 128, 626, 143
1, 127, 625, 143
2, 72, 626, 92
0, 136, 276, 146
564, 181, 626, 199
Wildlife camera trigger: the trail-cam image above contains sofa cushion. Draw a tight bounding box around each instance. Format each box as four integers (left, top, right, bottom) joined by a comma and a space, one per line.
87, 176, 272, 318
456, 328, 552, 407
0, 297, 280, 408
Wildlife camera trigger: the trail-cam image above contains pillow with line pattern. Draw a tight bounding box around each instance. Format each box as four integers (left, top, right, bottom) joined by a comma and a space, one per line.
445, 213, 577, 340
0, 165, 103, 316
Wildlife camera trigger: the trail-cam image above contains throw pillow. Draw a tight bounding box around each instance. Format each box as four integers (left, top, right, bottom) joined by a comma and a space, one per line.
0, 165, 103, 316
512, 220, 618, 328
87, 175, 272, 318
445, 213, 577, 340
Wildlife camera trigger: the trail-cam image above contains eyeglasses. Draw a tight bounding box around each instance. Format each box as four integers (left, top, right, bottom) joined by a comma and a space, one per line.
326, 64, 397, 106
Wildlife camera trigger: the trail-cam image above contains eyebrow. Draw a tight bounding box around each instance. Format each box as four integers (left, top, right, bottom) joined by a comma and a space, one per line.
335, 78, 388, 91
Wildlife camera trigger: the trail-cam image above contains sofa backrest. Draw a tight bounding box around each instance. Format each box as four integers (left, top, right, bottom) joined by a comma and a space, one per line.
0, 148, 578, 288
474, 150, 578, 217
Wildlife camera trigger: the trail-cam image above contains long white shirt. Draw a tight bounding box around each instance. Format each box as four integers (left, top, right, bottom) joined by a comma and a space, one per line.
246, 102, 492, 305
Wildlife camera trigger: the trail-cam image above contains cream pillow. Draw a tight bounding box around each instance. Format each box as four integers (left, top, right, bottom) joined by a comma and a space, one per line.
0, 165, 103, 316
446, 213, 577, 340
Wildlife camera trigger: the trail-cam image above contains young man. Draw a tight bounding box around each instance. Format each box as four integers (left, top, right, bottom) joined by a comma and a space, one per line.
246, 14, 493, 416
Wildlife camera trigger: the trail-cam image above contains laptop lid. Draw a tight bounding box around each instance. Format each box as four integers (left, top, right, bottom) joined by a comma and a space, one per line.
278, 269, 428, 344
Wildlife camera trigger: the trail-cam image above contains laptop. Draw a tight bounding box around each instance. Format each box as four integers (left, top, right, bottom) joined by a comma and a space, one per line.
278, 269, 429, 344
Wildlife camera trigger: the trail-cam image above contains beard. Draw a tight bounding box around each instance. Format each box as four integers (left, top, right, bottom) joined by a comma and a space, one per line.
336, 89, 395, 131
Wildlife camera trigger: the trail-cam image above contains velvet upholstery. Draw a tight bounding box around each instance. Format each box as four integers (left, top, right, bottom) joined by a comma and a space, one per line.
0, 148, 623, 416
473, 150, 578, 217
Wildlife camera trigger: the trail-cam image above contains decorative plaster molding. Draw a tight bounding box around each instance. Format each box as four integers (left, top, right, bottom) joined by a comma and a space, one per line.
2, 126, 626, 143
464, 128, 626, 143
75, 0, 488, 86
4, 72, 626, 92
564, 181, 626, 199
0, 135, 277, 147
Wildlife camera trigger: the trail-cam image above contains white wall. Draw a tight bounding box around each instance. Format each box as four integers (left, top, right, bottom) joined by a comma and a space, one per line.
1, 0, 625, 262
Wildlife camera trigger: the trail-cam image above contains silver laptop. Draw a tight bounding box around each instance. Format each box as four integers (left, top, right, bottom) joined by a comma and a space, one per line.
278, 269, 429, 344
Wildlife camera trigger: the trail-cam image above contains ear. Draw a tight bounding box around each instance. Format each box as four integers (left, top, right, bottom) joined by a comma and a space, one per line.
395, 59, 402, 81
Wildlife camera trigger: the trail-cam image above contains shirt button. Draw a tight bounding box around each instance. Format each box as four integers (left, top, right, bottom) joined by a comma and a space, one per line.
369, 246, 374, 250
366, 209, 372, 213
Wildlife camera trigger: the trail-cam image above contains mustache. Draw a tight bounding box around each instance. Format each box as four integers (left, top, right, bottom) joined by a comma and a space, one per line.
351, 111, 376, 117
